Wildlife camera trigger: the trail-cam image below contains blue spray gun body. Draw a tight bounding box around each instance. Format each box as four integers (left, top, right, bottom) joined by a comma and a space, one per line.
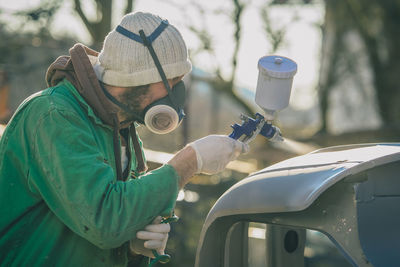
229, 56, 297, 144
229, 113, 283, 144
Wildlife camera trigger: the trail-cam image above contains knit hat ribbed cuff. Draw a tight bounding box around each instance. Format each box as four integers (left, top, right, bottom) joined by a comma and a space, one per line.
93, 58, 192, 87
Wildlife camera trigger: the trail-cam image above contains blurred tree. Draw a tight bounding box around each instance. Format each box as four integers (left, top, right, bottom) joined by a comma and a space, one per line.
73, 0, 136, 49
260, 1, 304, 54
175, 0, 254, 118
318, 0, 400, 133
0, 8, 74, 111
209, 0, 249, 131
11, 0, 136, 49
13, 0, 62, 35
260, 6, 286, 53
316, 0, 343, 133
175, 0, 313, 127
346, 0, 400, 128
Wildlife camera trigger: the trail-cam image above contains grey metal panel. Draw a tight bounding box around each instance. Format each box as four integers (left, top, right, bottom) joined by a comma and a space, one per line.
310, 143, 400, 154
264, 226, 306, 267
204, 144, 400, 226
208, 164, 353, 217
224, 222, 248, 267
196, 143, 400, 267
356, 161, 400, 267
196, 176, 371, 267
357, 196, 400, 267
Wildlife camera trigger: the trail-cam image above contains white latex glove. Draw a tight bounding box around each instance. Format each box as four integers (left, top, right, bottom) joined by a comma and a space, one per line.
189, 135, 249, 175
130, 216, 170, 258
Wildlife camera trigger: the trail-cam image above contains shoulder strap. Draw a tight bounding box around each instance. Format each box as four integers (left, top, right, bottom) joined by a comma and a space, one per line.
130, 125, 147, 173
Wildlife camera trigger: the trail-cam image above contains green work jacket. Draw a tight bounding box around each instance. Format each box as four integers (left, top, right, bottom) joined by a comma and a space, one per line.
0, 80, 180, 266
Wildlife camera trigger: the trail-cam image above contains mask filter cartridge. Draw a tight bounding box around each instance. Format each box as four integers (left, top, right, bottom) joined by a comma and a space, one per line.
144, 105, 180, 134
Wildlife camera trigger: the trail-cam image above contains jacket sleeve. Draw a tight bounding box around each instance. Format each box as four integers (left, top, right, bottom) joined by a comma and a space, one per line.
27, 105, 180, 249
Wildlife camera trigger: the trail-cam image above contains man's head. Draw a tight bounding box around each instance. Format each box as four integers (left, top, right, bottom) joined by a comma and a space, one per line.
93, 12, 192, 133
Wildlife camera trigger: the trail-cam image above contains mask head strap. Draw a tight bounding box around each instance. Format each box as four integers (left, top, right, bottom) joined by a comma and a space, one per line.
116, 20, 169, 45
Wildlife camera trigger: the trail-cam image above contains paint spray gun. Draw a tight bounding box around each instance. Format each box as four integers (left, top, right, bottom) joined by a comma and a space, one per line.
229, 56, 297, 143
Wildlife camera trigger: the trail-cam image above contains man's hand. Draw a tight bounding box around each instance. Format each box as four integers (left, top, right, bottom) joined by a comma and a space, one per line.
130, 216, 170, 258
168, 135, 249, 188
189, 135, 249, 174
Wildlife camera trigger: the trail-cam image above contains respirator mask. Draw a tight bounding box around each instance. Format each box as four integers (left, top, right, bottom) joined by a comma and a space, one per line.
142, 80, 186, 134
101, 20, 186, 134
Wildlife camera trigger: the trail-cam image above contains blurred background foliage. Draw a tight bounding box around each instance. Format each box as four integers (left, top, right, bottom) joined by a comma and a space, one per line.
1, 0, 400, 266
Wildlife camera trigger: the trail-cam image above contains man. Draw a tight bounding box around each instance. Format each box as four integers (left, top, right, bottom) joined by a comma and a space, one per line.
0, 12, 248, 266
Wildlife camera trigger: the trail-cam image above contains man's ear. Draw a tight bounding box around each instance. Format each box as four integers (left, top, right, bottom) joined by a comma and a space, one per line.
172, 75, 184, 84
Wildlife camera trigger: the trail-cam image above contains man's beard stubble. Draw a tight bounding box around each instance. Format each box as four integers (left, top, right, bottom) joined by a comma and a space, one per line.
119, 85, 150, 122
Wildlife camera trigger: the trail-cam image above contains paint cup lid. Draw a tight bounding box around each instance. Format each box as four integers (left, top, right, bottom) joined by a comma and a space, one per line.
258, 56, 297, 79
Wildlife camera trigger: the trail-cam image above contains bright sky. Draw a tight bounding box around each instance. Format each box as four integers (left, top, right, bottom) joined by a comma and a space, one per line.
0, 0, 324, 110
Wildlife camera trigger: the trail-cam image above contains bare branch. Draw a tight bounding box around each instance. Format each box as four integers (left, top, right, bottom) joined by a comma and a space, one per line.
73, 0, 96, 38
98, 0, 112, 29
260, 7, 286, 53
230, 0, 245, 84
125, 0, 135, 14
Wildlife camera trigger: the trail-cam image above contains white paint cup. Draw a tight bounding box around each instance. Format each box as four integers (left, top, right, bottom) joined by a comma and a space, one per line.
255, 56, 297, 120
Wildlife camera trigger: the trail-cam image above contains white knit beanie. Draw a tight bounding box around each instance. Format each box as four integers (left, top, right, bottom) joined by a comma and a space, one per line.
93, 12, 192, 87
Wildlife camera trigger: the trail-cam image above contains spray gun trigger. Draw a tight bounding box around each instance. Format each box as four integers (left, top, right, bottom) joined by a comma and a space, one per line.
229, 113, 263, 142
239, 114, 250, 123
242, 118, 265, 144
229, 113, 284, 143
